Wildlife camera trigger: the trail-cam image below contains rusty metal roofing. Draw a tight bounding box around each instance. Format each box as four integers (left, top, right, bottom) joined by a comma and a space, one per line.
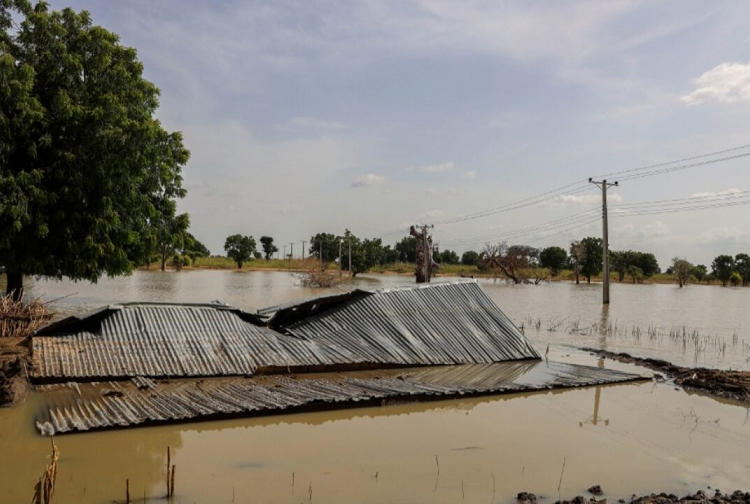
32, 303, 357, 380
273, 281, 541, 365
35, 361, 646, 435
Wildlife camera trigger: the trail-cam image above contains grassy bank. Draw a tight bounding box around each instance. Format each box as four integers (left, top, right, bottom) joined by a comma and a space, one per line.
145, 257, 734, 287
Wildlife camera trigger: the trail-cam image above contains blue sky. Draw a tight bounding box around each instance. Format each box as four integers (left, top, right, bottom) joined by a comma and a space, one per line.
51, 0, 750, 267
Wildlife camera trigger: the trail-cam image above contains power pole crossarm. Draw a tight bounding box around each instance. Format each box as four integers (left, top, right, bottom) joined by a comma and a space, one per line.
588, 178, 619, 305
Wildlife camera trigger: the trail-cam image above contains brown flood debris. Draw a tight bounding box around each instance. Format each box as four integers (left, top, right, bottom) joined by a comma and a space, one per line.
550, 489, 750, 504
583, 348, 750, 405
0, 293, 48, 406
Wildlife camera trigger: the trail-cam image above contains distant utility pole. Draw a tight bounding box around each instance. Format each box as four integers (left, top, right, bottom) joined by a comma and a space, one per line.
348, 236, 352, 276
289, 243, 294, 262
338, 238, 342, 278
301, 240, 306, 260
588, 178, 619, 305
410, 224, 436, 283
283, 244, 287, 261
320, 240, 323, 270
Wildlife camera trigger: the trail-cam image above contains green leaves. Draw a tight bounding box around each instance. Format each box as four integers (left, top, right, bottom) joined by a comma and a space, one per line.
224, 234, 257, 268
0, 1, 189, 291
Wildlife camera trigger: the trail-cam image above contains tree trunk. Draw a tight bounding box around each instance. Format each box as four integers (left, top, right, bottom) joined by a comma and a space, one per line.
587, 276, 591, 284
5, 270, 23, 301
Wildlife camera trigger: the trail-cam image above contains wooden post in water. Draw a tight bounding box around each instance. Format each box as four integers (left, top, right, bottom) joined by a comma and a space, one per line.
170, 465, 176, 498
126, 479, 130, 504
166, 447, 171, 498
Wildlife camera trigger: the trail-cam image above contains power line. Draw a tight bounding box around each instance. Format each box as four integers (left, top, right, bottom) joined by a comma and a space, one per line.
591, 143, 750, 179
437, 190, 750, 248
376, 142, 750, 242
432, 142, 750, 226
434, 184, 594, 225
615, 153, 750, 182
439, 209, 600, 246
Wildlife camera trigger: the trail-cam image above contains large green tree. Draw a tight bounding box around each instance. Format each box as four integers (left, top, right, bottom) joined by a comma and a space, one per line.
461, 250, 479, 266
309, 232, 339, 263
734, 253, 750, 287
182, 233, 210, 260
539, 246, 567, 276
155, 210, 190, 271
224, 234, 256, 268
579, 237, 603, 283
0, 1, 189, 298
712, 254, 735, 287
259, 236, 278, 261
394, 236, 417, 262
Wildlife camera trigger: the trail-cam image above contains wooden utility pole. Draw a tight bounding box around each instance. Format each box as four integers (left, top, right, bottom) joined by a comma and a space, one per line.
320, 240, 323, 270
289, 243, 294, 261
302, 240, 306, 260
348, 236, 352, 276
338, 238, 342, 278
588, 178, 618, 304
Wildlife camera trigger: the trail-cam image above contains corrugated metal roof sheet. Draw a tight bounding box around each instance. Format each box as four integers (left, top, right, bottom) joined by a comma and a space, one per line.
35, 361, 646, 435
275, 281, 541, 365
32, 304, 357, 380
31, 281, 540, 381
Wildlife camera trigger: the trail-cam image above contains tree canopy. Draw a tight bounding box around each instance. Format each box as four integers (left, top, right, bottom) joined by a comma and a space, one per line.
259, 236, 278, 261
579, 237, 603, 283
712, 255, 735, 287
224, 234, 256, 268
0, 1, 189, 297
461, 250, 479, 266
539, 246, 567, 276
309, 232, 339, 263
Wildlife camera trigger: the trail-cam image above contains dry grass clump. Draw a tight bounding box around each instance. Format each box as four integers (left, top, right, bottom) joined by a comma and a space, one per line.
0, 293, 50, 339
294, 268, 343, 288
32, 438, 59, 504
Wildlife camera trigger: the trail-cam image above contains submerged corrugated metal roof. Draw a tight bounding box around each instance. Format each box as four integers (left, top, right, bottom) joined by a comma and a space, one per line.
32, 281, 539, 381
32, 304, 357, 380
274, 281, 541, 365
35, 361, 646, 435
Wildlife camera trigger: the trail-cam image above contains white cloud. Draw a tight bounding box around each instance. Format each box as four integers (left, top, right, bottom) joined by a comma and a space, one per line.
618, 221, 670, 241
696, 225, 750, 246
425, 187, 466, 196
463, 170, 477, 180
406, 162, 454, 173
351, 173, 387, 187
690, 188, 743, 198
682, 62, 750, 105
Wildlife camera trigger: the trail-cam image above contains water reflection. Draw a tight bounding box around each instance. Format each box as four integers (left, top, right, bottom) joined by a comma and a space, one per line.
7, 377, 750, 504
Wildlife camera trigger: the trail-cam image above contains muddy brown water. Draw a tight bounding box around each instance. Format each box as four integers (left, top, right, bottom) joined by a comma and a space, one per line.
1, 271, 750, 503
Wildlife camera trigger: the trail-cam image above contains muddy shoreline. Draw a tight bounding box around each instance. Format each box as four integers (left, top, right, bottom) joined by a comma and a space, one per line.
0, 338, 29, 407
582, 348, 750, 405
519, 489, 750, 504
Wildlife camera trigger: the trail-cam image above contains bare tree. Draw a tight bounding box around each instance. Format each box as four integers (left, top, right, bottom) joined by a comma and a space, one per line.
479, 241, 538, 284
569, 241, 586, 285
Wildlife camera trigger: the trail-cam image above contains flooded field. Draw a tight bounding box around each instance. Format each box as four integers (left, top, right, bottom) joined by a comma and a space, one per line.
19, 270, 750, 369
1, 271, 750, 503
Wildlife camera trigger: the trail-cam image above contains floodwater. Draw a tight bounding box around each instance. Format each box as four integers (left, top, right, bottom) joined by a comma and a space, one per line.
1, 270, 750, 503
19, 270, 750, 369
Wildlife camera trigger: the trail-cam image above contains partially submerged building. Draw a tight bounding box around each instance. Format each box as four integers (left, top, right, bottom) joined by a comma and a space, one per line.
30, 281, 645, 435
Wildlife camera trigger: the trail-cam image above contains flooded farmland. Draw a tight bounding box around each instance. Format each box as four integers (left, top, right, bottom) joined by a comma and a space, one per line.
1, 270, 750, 503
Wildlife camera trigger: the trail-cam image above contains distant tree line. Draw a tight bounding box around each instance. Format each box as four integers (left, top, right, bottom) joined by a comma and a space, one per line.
668, 253, 750, 288
205, 231, 750, 290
